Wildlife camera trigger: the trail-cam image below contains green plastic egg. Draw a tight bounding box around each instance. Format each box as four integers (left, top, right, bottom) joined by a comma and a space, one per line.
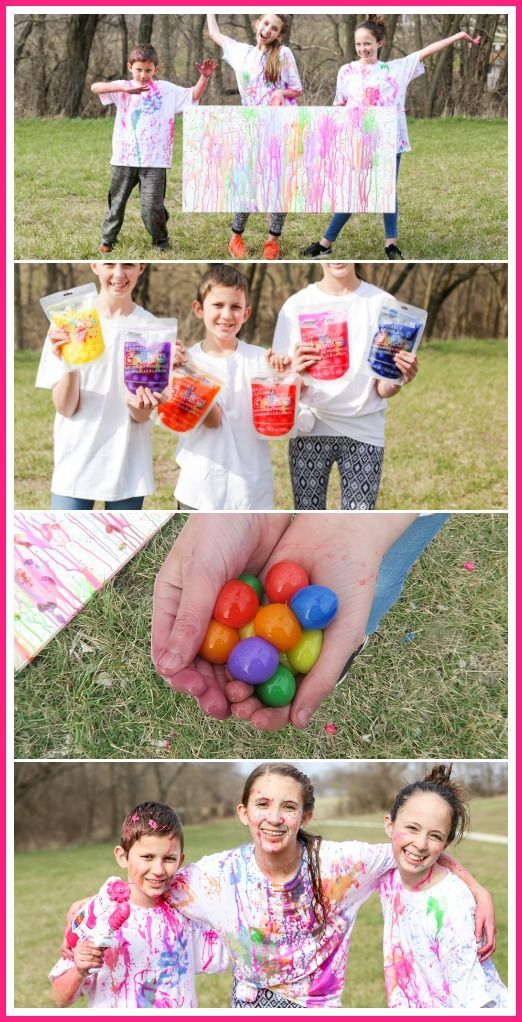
257, 665, 296, 707
287, 629, 323, 673
237, 572, 264, 600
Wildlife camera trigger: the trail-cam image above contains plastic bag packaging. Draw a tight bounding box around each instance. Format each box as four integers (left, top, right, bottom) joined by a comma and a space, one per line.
120, 319, 177, 399
367, 302, 427, 384
40, 284, 105, 370
297, 308, 349, 380
251, 373, 301, 438
156, 362, 222, 434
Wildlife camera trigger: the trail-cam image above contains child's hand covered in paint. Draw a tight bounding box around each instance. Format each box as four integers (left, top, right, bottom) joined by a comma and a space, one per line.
266, 350, 292, 373
195, 58, 219, 78
393, 350, 418, 384
152, 514, 292, 719
73, 940, 105, 976
224, 513, 417, 731
268, 89, 285, 106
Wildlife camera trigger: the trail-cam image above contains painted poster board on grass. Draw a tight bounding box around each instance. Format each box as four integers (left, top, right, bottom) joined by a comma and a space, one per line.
14, 511, 174, 671
182, 106, 397, 214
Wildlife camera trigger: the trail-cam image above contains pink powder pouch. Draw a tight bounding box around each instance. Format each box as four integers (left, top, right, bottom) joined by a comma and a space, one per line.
297, 308, 349, 380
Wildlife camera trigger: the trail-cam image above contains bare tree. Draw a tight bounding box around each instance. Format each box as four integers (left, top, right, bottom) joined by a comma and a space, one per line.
57, 15, 100, 117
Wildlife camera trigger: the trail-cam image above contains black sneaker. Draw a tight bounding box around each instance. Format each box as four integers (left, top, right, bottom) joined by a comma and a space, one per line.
153, 239, 172, 252
385, 243, 403, 260
300, 241, 332, 259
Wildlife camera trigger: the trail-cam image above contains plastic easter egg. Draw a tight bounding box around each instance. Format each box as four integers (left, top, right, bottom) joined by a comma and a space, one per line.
257, 665, 296, 707
227, 637, 279, 685
290, 585, 338, 629
213, 580, 259, 629
279, 651, 298, 676
199, 620, 240, 665
264, 560, 309, 604
287, 629, 323, 673
254, 603, 302, 652
239, 621, 256, 640
237, 572, 264, 600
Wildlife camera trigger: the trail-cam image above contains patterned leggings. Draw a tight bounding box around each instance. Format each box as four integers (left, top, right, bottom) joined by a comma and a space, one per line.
290, 435, 384, 511
232, 981, 306, 1008
231, 212, 287, 236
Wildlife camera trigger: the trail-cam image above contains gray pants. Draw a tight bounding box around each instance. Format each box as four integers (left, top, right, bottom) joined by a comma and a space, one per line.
101, 166, 169, 245
231, 212, 286, 237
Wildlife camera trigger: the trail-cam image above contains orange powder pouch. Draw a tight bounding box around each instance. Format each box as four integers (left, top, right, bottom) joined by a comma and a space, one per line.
156, 363, 222, 434
250, 373, 301, 438
40, 284, 105, 371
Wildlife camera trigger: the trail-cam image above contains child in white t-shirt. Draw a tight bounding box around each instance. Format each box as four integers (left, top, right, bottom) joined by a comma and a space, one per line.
207, 14, 302, 260
92, 42, 216, 253
379, 765, 507, 1009
49, 801, 228, 1008
271, 261, 419, 510
35, 262, 159, 510
172, 265, 275, 510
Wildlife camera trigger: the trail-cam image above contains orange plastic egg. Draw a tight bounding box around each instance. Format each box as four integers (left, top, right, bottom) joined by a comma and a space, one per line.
253, 603, 302, 652
199, 619, 240, 664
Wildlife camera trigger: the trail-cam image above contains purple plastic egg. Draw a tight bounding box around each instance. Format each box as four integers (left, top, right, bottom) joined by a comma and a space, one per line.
227, 636, 279, 685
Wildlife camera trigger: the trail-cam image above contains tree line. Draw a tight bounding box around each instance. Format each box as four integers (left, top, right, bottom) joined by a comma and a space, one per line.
14, 12, 507, 119
14, 262, 508, 353
14, 760, 507, 851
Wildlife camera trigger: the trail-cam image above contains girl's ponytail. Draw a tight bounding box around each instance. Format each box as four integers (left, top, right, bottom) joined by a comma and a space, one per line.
263, 15, 291, 85
358, 14, 387, 44
298, 828, 327, 931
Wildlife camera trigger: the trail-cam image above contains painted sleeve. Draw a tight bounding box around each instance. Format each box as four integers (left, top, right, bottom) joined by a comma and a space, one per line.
48, 957, 91, 1002
190, 918, 230, 975
321, 840, 395, 908
282, 47, 302, 91
390, 53, 425, 95
333, 65, 349, 105
165, 859, 225, 928
169, 82, 198, 113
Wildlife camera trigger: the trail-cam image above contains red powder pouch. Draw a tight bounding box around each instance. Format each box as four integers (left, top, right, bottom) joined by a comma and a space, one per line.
251, 373, 301, 438
156, 363, 222, 434
297, 309, 349, 381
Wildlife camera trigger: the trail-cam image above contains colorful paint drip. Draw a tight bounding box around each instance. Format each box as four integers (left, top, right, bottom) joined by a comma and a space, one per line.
14, 511, 173, 670
182, 106, 397, 213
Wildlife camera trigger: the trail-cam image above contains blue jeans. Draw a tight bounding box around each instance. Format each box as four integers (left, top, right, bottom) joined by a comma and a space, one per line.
50, 494, 145, 510
366, 513, 451, 634
325, 153, 402, 243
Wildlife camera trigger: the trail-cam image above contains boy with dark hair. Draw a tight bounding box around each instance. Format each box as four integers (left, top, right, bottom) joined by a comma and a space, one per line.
49, 801, 227, 1008
92, 44, 216, 253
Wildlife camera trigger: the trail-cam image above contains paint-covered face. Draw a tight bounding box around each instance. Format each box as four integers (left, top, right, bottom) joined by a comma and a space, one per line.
128, 59, 158, 85
90, 262, 145, 297
237, 772, 312, 856
114, 833, 184, 907
193, 285, 251, 345
255, 14, 285, 48
385, 791, 452, 886
354, 28, 383, 64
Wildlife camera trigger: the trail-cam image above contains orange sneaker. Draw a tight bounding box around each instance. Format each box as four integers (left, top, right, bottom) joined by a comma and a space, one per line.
262, 238, 280, 260
228, 234, 247, 259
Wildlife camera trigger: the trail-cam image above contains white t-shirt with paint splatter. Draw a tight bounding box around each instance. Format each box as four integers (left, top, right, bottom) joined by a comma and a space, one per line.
378, 867, 508, 1008
222, 36, 302, 107
166, 840, 395, 1008
333, 54, 424, 153
99, 80, 196, 167
48, 877, 228, 1008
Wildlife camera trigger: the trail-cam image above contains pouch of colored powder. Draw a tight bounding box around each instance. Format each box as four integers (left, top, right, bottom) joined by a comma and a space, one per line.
120, 319, 177, 397
367, 302, 427, 384
156, 362, 222, 434
251, 373, 301, 438
297, 309, 349, 380
40, 284, 105, 370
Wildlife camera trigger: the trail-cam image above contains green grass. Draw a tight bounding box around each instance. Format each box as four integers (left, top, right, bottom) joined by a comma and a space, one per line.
15, 338, 508, 511
14, 802, 508, 1009
14, 513, 507, 760
14, 117, 507, 260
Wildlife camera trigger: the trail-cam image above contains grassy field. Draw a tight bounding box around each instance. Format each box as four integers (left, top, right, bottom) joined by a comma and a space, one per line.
14, 513, 507, 760
14, 117, 507, 260
14, 338, 508, 511
13, 799, 509, 1009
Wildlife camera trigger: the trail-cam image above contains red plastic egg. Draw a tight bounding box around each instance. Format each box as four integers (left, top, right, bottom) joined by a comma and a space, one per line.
264, 560, 310, 603
213, 580, 259, 629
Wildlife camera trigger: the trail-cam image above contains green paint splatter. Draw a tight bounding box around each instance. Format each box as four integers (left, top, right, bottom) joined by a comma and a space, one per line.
362, 109, 378, 134
250, 928, 264, 944
427, 895, 445, 933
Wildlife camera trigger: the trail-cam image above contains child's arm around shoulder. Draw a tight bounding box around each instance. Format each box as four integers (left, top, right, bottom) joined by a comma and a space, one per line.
50, 941, 102, 1007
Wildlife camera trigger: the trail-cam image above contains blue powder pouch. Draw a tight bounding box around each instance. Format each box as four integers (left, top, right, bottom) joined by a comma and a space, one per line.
368, 302, 427, 383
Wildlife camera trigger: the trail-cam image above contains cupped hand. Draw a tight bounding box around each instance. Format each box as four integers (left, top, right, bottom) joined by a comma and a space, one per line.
225, 513, 392, 730
152, 514, 291, 719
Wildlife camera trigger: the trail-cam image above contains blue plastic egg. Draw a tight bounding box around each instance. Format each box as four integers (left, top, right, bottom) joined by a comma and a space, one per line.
290, 585, 338, 630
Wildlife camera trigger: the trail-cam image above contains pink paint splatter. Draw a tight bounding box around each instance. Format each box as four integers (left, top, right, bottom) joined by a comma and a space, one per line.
324, 723, 337, 736
463, 561, 477, 571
